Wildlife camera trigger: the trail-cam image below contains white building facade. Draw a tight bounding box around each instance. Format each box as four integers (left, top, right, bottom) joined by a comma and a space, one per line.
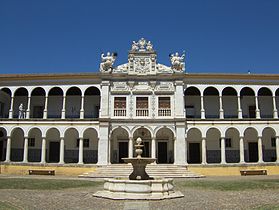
0, 38, 279, 168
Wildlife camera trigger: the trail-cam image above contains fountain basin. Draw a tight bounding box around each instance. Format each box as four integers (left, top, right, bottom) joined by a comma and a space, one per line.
93, 178, 184, 200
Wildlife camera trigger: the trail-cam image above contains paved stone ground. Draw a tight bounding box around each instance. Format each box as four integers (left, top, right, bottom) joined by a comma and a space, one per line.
0, 175, 279, 210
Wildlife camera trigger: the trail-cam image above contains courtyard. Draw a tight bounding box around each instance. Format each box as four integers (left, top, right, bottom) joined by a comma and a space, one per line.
0, 175, 278, 210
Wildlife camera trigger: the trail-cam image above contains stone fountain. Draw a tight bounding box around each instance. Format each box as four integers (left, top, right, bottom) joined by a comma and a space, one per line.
93, 137, 183, 200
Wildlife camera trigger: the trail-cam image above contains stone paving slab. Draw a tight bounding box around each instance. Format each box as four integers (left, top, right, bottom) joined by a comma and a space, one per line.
124, 202, 149, 210
0, 175, 278, 209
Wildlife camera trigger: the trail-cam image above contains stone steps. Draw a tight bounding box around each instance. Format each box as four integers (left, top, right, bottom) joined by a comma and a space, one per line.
79, 164, 204, 178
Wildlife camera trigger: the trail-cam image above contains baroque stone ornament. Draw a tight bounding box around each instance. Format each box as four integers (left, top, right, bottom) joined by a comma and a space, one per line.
100, 52, 117, 73
130, 38, 154, 52
109, 38, 186, 75
170, 52, 185, 72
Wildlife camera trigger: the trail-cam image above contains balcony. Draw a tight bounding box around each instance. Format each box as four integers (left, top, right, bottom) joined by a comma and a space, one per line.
114, 108, 126, 117
158, 108, 171, 116
136, 108, 149, 117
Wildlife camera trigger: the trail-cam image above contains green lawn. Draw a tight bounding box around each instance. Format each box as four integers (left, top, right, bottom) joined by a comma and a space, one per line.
0, 178, 102, 190
177, 179, 279, 191
0, 201, 20, 210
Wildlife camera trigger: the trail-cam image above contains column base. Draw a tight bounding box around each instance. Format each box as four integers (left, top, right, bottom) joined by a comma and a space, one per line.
78, 162, 84, 165
59, 161, 65, 165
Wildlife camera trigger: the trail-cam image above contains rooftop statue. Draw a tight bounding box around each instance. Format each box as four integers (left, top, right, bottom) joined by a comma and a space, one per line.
100, 52, 117, 73
170, 52, 185, 72
130, 38, 153, 52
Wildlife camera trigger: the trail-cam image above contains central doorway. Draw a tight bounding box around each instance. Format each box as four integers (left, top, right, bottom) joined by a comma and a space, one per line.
248, 142, 258, 162
157, 142, 168, 163
188, 143, 201, 163
118, 141, 128, 163
49, 142, 60, 163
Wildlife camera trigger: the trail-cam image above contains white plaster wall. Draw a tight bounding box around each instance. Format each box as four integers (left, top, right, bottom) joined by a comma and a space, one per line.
223, 96, 238, 117
258, 96, 273, 117
204, 96, 219, 117
48, 96, 63, 117
225, 129, 240, 150
0, 93, 11, 117
241, 96, 255, 117
206, 130, 220, 150
11, 129, 24, 149
28, 129, 42, 149
184, 96, 201, 117
262, 129, 275, 150
83, 129, 98, 150
66, 96, 81, 117
84, 95, 100, 117
30, 96, 45, 117
186, 129, 202, 142
64, 129, 79, 150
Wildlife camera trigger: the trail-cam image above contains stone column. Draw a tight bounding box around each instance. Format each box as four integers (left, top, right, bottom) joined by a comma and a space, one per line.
128, 137, 133, 158
200, 95, 205, 119
255, 96, 260, 119
219, 95, 224, 119
97, 123, 109, 165
201, 137, 207, 164
276, 137, 279, 163
78, 138, 84, 164
174, 81, 185, 118
59, 138, 65, 164
237, 95, 243, 119
100, 81, 110, 118
239, 137, 245, 163
151, 137, 156, 159
5, 137, 11, 162
9, 96, 14, 119
80, 95, 85, 119
23, 137, 29, 163
40, 137, 46, 163
61, 95, 66, 119
258, 137, 263, 163
25, 95, 31, 119
185, 137, 188, 164
220, 137, 226, 164
272, 96, 278, 119
175, 124, 186, 165
43, 95, 48, 119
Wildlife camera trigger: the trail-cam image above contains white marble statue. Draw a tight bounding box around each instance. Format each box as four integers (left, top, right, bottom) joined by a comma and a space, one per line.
170, 52, 185, 72
131, 41, 139, 51
146, 41, 153, 51
100, 52, 117, 72
18, 103, 25, 119
130, 38, 153, 52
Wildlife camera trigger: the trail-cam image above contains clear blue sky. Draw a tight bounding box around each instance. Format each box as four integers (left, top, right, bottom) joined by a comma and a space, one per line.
0, 0, 279, 74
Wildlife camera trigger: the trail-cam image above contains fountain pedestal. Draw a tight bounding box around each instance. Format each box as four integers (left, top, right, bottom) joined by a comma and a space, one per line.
122, 158, 156, 180
93, 137, 184, 200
